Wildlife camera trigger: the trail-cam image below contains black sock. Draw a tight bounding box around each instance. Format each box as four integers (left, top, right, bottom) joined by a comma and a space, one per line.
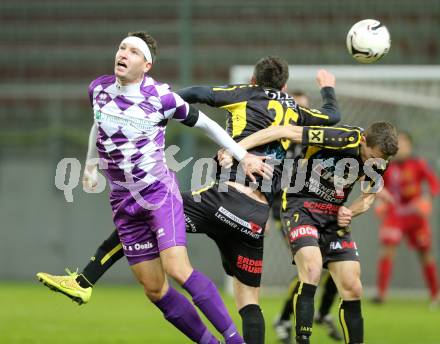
280, 276, 299, 321
294, 282, 317, 338
339, 300, 363, 344
239, 304, 265, 344
318, 274, 338, 317
76, 229, 123, 288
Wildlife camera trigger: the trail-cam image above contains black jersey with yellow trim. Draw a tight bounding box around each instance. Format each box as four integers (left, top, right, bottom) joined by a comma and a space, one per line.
177, 85, 340, 205
282, 126, 387, 208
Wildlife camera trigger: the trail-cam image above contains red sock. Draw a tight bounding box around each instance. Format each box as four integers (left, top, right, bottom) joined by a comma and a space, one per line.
423, 262, 439, 299
377, 257, 393, 299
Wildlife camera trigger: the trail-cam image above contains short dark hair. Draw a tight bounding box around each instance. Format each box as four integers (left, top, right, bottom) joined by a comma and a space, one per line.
253, 56, 289, 90
365, 121, 398, 158
128, 31, 157, 63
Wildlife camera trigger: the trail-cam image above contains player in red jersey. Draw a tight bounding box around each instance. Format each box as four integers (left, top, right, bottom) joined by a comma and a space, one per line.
374, 131, 440, 305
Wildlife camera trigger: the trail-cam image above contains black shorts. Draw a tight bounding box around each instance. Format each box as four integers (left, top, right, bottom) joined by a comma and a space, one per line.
271, 190, 282, 221
280, 196, 359, 267
183, 182, 270, 287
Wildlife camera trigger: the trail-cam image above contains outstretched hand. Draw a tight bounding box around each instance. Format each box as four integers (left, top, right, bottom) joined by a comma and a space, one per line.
218, 150, 274, 182
217, 148, 233, 168
240, 153, 273, 182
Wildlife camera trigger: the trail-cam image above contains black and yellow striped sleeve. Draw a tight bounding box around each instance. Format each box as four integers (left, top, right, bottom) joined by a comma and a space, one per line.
302, 126, 362, 150
298, 87, 341, 126
211, 84, 257, 107
176, 86, 215, 105
177, 84, 256, 107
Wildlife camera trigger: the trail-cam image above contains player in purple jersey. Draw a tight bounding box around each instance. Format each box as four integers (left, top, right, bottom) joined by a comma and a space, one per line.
37, 32, 274, 344
37, 63, 339, 344
37, 57, 342, 344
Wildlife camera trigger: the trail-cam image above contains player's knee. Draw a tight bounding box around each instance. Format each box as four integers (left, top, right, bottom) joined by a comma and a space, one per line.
382, 246, 397, 259
165, 265, 192, 285
301, 264, 321, 285
418, 250, 433, 264
234, 288, 260, 310
295, 248, 322, 284
340, 278, 363, 300
161, 248, 193, 284
137, 276, 168, 302
143, 283, 168, 302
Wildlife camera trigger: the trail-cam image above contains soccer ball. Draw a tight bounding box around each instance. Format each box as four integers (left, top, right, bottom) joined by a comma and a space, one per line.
346, 19, 391, 63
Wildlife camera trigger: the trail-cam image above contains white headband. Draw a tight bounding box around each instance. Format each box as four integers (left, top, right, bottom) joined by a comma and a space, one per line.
121, 36, 153, 63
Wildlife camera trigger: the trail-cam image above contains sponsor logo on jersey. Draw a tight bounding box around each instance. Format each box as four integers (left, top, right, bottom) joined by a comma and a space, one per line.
309, 129, 324, 144
329, 240, 357, 250
123, 241, 154, 252
300, 326, 313, 334
309, 157, 359, 199
156, 228, 165, 238
236, 255, 263, 274
184, 214, 197, 233
289, 225, 319, 242
305, 178, 345, 204
214, 206, 263, 238
94, 109, 156, 132
97, 91, 111, 106
303, 201, 340, 215
249, 221, 262, 234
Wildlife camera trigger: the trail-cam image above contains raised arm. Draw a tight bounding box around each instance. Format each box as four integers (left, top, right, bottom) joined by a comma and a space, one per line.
297, 70, 341, 126
191, 109, 247, 161
177, 86, 215, 105
237, 125, 303, 150
181, 106, 273, 181
232, 124, 361, 151
218, 125, 361, 169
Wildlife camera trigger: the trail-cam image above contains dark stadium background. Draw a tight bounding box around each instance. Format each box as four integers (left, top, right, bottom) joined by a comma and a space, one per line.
1, 0, 438, 305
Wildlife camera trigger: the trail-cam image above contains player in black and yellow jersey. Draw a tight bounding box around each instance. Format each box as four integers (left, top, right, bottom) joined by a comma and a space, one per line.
36, 57, 341, 344
235, 122, 398, 344
225, 122, 398, 344
271, 92, 342, 344
178, 62, 340, 344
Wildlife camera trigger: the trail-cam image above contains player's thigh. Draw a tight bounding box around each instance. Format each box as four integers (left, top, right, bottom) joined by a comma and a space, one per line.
379, 224, 403, 246
146, 181, 188, 253
281, 207, 322, 283
130, 257, 168, 300
380, 244, 398, 260
293, 246, 323, 284
160, 245, 193, 284
182, 187, 215, 235
187, 183, 270, 238
407, 219, 432, 251
380, 215, 404, 245
232, 276, 260, 310
220, 234, 264, 289
328, 260, 362, 300
111, 196, 162, 264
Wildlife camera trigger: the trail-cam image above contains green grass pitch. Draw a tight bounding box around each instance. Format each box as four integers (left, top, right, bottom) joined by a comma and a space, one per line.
1, 282, 438, 343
